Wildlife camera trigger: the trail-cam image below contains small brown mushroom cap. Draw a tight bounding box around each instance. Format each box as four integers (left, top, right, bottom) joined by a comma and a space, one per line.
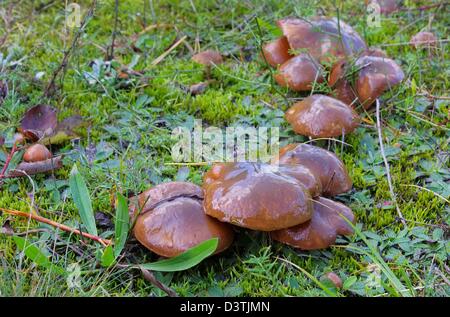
355, 56, 404, 108
365, 0, 400, 15
410, 31, 438, 49
273, 143, 352, 197
23, 144, 52, 162
285, 95, 360, 138
262, 36, 292, 67
203, 162, 314, 231
192, 50, 223, 66
129, 181, 204, 222
277, 17, 367, 64
271, 197, 356, 250
132, 182, 234, 258
274, 54, 324, 91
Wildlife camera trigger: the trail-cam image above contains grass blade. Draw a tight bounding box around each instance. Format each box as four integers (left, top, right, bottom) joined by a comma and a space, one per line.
139, 238, 218, 272
101, 245, 116, 267
69, 164, 98, 236
114, 193, 129, 257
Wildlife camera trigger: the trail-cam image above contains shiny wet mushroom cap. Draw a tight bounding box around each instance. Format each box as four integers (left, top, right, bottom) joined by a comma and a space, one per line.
355, 55, 405, 108
262, 36, 292, 67
410, 31, 438, 49
23, 144, 52, 162
192, 50, 223, 65
277, 17, 366, 64
365, 0, 400, 15
131, 182, 234, 258
274, 54, 324, 91
285, 95, 360, 138
271, 197, 355, 250
273, 143, 352, 197
203, 162, 314, 231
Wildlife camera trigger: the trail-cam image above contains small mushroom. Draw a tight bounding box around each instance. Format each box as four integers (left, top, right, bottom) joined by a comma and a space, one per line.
262, 36, 292, 67
329, 55, 404, 108
355, 55, 405, 107
273, 143, 352, 197
203, 162, 314, 231
285, 95, 360, 138
271, 197, 356, 250
324, 272, 343, 289
23, 144, 52, 162
274, 54, 324, 91
192, 50, 223, 66
132, 182, 234, 258
410, 31, 438, 49
365, 0, 400, 15
277, 17, 367, 64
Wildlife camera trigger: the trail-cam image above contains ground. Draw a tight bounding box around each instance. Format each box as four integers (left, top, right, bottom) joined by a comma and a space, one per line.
0, 0, 449, 297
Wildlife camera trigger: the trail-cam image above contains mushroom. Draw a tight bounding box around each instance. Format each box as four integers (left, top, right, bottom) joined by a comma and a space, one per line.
329, 55, 404, 108
271, 197, 355, 250
262, 36, 292, 67
365, 0, 400, 15
23, 144, 52, 162
277, 17, 367, 64
132, 182, 234, 258
273, 143, 352, 197
192, 50, 223, 66
410, 31, 438, 49
285, 95, 360, 138
203, 162, 314, 231
274, 53, 324, 91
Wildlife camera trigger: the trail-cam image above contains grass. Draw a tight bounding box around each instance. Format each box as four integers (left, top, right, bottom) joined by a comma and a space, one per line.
0, 0, 449, 297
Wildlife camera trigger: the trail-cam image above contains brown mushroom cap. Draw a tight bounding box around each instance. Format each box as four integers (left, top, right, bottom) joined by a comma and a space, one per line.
410, 31, 438, 49
192, 50, 223, 65
277, 17, 367, 64
203, 162, 314, 231
271, 197, 355, 250
23, 144, 52, 162
262, 36, 292, 67
273, 143, 352, 196
329, 59, 359, 106
365, 0, 400, 15
355, 55, 405, 108
285, 95, 360, 138
274, 54, 324, 91
132, 182, 234, 258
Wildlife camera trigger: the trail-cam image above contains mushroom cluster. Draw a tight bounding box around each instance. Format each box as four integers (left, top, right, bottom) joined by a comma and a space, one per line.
131, 144, 356, 257
262, 16, 405, 138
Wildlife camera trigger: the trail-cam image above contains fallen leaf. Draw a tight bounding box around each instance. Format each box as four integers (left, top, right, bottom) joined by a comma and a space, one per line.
6, 155, 63, 178
0, 219, 14, 236
95, 212, 113, 229
189, 82, 209, 95
19, 105, 57, 141
39, 115, 84, 145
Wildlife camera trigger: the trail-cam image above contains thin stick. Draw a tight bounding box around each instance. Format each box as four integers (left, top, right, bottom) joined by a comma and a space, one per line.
375, 99, 407, 227
400, 184, 450, 205
0, 143, 18, 177
151, 35, 187, 66
44, 0, 97, 97
0, 207, 111, 246
107, 0, 119, 61
140, 267, 178, 297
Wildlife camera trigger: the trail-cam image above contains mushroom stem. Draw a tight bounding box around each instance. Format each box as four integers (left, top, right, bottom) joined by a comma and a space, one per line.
375, 99, 407, 228
0, 207, 112, 246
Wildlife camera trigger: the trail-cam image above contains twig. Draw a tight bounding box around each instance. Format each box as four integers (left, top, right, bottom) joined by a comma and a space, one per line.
0, 143, 18, 177
400, 184, 450, 205
140, 267, 178, 297
151, 35, 187, 66
0, 207, 111, 246
107, 0, 119, 61
44, 0, 97, 97
375, 99, 407, 227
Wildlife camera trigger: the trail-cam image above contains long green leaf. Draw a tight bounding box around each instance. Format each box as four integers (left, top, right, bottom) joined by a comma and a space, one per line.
139, 238, 218, 272
101, 245, 116, 267
114, 193, 129, 257
69, 164, 98, 236
13, 236, 64, 274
